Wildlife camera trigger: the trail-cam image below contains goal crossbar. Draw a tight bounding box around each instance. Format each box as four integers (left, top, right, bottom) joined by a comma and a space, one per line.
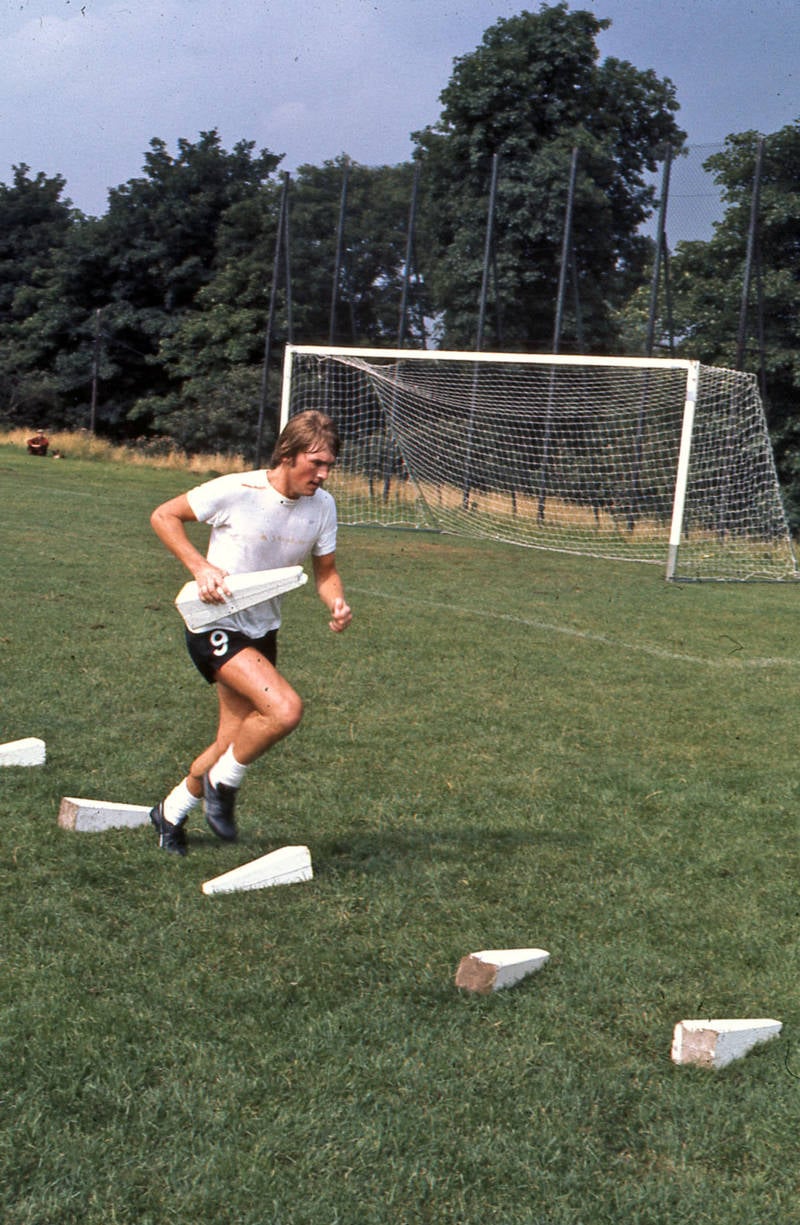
280, 345, 797, 582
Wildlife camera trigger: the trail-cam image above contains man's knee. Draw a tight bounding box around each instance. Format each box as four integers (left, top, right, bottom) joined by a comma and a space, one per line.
271, 692, 304, 737
234, 694, 303, 754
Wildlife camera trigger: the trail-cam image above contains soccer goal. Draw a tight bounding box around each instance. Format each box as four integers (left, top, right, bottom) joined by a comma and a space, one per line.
280, 345, 798, 582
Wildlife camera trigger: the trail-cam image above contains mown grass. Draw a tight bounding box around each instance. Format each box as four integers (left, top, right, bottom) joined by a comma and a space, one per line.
2, 441, 800, 1224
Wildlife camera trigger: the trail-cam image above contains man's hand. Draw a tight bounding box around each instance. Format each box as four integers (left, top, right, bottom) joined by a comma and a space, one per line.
194, 563, 231, 603
329, 596, 352, 633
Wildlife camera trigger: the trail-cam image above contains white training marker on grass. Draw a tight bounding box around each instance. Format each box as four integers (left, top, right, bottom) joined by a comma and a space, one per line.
455, 948, 550, 994
202, 845, 313, 896
0, 737, 46, 766
58, 797, 152, 832
670, 1018, 782, 1069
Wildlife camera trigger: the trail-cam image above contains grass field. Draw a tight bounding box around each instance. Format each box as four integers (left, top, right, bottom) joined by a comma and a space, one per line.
2, 443, 800, 1224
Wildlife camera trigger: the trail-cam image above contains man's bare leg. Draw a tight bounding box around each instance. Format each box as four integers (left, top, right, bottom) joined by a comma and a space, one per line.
190, 649, 304, 840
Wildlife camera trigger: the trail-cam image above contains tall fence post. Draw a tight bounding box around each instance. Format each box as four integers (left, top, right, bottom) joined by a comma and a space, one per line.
397, 161, 421, 348
462, 151, 500, 511
645, 143, 673, 357
283, 175, 294, 347
537, 148, 579, 523
629, 146, 676, 530
329, 157, 350, 346
735, 135, 765, 370
89, 307, 102, 433
552, 147, 579, 354
255, 172, 290, 467
382, 162, 424, 503
475, 151, 500, 353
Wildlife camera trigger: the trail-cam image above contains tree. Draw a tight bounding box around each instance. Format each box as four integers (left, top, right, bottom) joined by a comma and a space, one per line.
77, 130, 282, 439
150, 182, 287, 456
0, 140, 426, 452
0, 165, 79, 425
0, 133, 285, 441
669, 122, 800, 524
289, 157, 427, 346
412, 2, 685, 351
154, 156, 427, 458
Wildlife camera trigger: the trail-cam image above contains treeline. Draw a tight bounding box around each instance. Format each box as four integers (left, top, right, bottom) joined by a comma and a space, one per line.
1, 4, 799, 519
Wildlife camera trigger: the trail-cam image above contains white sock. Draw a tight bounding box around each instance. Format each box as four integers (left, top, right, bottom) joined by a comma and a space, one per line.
162, 778, 200, 825
209, 745, 248, 791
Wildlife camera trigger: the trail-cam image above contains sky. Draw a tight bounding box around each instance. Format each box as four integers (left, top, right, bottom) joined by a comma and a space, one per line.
1, 0, 798, 228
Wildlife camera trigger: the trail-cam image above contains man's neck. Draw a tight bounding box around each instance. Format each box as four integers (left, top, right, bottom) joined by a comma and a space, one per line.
266, 466, 298, 500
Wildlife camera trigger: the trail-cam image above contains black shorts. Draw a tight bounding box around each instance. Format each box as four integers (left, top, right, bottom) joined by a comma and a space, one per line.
185, 626, 278, 684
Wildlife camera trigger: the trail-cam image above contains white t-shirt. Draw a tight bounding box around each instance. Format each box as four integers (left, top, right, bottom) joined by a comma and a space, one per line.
186, 469, 337, 636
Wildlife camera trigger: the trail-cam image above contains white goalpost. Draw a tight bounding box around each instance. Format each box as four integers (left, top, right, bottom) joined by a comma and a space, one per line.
280, 344, 797, 582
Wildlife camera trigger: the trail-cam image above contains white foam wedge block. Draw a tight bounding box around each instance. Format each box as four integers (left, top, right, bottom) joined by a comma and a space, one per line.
0, 737, 46, 766
176, 566, 308, 632
671, 1018, 782, 1069
202, 845, 313, 896
58, 797, 152, 832
455, 948, 550, 994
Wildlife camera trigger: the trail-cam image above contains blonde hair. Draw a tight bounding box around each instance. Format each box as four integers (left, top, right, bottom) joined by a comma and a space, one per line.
269, 410, 340, 467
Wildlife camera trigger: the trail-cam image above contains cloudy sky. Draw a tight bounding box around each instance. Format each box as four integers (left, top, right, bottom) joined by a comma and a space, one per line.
1, 0, 798, 219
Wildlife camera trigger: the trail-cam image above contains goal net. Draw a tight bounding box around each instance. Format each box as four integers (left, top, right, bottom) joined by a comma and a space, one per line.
280, 345, 797, 582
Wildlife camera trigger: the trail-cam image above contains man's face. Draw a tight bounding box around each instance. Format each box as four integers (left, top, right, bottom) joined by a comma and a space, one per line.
283, 446, 336, 498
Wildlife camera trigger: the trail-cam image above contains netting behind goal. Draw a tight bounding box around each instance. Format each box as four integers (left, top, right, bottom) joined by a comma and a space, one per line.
281, 346, 797, 581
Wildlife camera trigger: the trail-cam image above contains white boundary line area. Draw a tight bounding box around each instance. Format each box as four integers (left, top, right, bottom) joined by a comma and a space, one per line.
350, 585, 800, 671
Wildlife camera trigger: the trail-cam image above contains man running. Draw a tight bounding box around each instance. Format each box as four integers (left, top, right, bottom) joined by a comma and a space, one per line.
148, 410, 352, 855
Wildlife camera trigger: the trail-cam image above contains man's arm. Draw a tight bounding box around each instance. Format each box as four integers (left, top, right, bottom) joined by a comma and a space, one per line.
312, 552, 352, 633
150, 493, 230, 602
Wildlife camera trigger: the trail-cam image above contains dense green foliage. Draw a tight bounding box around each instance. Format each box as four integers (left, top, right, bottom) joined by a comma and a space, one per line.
669, 125, 800, 525
0, 1, 797, 502
3, 448, 800, 1224
0, 4, 685, 453
413, 3, 684, 350
0, 165, 77, 423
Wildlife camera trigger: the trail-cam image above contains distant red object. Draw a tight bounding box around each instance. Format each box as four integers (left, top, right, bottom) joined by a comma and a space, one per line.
27, 431, 49, 456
